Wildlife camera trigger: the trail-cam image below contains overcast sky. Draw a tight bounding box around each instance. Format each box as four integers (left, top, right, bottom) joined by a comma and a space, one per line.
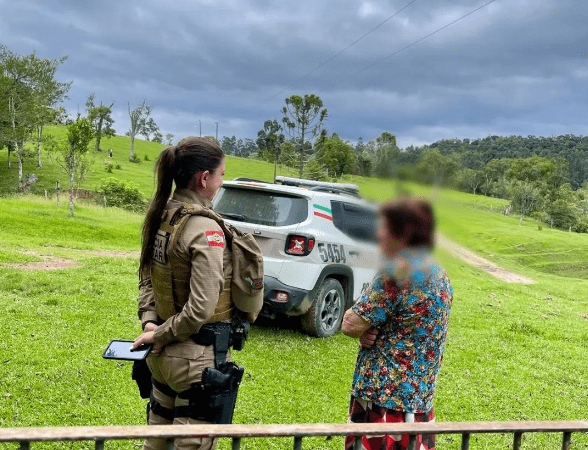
1, 0, 587, 148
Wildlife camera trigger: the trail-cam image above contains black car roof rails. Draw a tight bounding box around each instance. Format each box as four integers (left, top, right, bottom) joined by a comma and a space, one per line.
308, 186, 361, 198
233, 177, 269, 183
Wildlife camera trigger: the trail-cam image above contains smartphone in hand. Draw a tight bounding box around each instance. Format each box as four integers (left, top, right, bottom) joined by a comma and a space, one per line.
102, 340, 152, 361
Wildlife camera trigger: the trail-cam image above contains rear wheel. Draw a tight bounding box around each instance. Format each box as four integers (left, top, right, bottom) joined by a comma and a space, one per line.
301, 278, 345, 338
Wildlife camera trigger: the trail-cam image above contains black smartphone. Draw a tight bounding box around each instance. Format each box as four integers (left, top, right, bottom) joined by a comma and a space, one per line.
102, 340, 152, 361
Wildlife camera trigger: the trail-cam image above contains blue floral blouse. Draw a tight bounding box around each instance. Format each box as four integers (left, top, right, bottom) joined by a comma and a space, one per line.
350, 247, 453, 413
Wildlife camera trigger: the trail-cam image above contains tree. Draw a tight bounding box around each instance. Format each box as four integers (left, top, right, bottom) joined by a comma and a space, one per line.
505, 155, 569, 203
235, 138, 258, 157
281, 94, 328, 177
257, 119, 284, 181
456, 167, 484, 195
480, 158, 512, 197
545, 183, 578, 230
278, 141, 298, 169
507, 180, 542, 224
314, 133, 356, 178
48, 116, 94, 217
0, 45, 70, 180
417, 148, 460, 186
139, 118, 160, 142
221, 135, 238, 155
165, 133, 174, 146
373, 132, 400, 178
152, 130, 164, 144
86, 93, 115, 152
127, 100, 156, 161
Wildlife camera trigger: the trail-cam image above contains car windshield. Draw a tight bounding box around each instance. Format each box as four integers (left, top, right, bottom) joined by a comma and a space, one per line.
213, 186, 308, 226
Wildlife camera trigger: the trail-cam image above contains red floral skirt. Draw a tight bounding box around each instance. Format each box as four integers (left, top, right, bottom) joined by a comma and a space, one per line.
345, 397, 435, 450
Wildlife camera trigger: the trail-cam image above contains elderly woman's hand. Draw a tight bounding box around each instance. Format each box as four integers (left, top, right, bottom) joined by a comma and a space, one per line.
360, 327, 379, 348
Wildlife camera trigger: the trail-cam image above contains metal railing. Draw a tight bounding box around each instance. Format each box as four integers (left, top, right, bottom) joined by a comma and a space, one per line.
1, 421, 587, 450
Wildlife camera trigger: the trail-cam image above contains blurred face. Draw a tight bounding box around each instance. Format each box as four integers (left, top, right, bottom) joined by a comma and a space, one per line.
377, 215, 407, 258
202, 159, 225, 200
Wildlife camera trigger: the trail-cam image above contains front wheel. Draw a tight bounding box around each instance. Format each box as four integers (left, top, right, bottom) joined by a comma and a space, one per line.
301, 278, 345, 338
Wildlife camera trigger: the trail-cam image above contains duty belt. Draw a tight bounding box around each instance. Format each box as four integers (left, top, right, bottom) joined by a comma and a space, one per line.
191, 322, 232, 368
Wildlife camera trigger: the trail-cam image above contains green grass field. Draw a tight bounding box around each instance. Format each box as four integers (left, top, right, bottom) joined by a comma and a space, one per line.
0, 134, 587, 449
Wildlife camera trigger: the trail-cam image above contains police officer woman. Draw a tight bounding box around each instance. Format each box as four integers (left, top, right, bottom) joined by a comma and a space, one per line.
132, 136, 261, 450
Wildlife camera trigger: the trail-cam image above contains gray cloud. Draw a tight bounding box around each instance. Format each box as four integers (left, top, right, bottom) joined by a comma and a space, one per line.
1, 0, 587, 148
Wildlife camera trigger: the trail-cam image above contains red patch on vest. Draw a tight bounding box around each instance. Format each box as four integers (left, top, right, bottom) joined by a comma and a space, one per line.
205, 230, 225, 247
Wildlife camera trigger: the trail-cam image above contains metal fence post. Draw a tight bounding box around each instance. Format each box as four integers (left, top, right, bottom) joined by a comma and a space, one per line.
293, 436, 303, 450
513, 431, 522, 450
562, 431, 572, 450
461, 432, 470, 450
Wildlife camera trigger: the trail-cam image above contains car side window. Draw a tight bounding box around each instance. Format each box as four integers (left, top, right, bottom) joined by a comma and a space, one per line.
331, 201, 378, 243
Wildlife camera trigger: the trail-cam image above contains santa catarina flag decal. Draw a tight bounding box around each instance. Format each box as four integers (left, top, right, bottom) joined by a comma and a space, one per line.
205, 230, 225, 247
313, 204, 332, 221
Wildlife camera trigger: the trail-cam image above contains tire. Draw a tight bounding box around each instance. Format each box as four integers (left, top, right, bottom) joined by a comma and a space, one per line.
301, 278, 345, 338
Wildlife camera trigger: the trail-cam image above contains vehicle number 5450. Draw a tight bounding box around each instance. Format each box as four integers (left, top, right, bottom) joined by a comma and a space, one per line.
318, 243, 346, 263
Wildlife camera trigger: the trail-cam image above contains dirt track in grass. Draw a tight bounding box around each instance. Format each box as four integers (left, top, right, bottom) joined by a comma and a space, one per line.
437, 234, 534, 284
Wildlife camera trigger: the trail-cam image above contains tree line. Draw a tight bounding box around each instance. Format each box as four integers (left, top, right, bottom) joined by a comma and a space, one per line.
229, 96, 588, 233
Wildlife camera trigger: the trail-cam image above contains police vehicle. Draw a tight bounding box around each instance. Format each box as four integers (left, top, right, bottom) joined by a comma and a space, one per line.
212, 176, 381, 337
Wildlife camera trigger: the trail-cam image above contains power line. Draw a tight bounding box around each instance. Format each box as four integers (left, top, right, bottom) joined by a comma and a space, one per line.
305, 0, 419, 78
353, 0, 498, 77
270, 0, 419, 100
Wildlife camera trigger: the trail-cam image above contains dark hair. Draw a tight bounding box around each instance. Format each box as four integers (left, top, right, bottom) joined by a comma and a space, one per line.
139, 136, 225, 275
379, 197, 435, 248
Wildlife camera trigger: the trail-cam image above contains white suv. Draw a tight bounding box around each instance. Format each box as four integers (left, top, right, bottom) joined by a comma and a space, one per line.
212, 176, 381, 337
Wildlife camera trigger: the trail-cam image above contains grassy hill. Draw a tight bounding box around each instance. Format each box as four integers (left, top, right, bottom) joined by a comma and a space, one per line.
1, 131, 588, 449
0, 125, 299, 197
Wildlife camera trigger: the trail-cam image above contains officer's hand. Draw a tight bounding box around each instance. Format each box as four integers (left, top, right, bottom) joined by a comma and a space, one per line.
359, 327, 378, 348
132, 330, 163, 357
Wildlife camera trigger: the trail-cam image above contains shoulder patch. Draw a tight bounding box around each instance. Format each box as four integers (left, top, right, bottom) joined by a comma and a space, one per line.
205, 230, 225, 247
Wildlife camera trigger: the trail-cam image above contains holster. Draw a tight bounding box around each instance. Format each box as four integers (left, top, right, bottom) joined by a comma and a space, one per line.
132, 359, 152, 399
204, 362, 244, 424
176, 361, 244, 424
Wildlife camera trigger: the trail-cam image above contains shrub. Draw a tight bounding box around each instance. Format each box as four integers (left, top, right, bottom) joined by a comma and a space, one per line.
105, 165, 113, 173
98, 177, 146, 213
573, 220, 588, 233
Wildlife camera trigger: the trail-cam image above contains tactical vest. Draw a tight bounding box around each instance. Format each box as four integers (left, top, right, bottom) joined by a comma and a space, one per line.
151, 204, 234, 323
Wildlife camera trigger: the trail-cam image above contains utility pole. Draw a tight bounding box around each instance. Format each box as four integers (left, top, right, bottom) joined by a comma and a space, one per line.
215, 122, 218, 141
199, 120, 201, 137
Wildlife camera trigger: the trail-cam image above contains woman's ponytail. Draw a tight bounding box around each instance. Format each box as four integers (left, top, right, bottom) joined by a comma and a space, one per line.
139, 146, 176, 276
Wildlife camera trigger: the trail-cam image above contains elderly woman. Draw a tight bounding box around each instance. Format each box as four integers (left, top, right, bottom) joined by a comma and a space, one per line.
341, 198, 453, 450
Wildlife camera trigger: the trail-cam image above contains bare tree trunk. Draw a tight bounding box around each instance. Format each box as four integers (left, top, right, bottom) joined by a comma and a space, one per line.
7, 145, 11, 168
68, 146, 75, 217
299, 144, 304, 178
298, 125, 306, 178
129, 135, 135, 161
37, 125, 43, 168
95, 117, 103, 152
69, 182, 75, 217
17, 143, 23, 185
